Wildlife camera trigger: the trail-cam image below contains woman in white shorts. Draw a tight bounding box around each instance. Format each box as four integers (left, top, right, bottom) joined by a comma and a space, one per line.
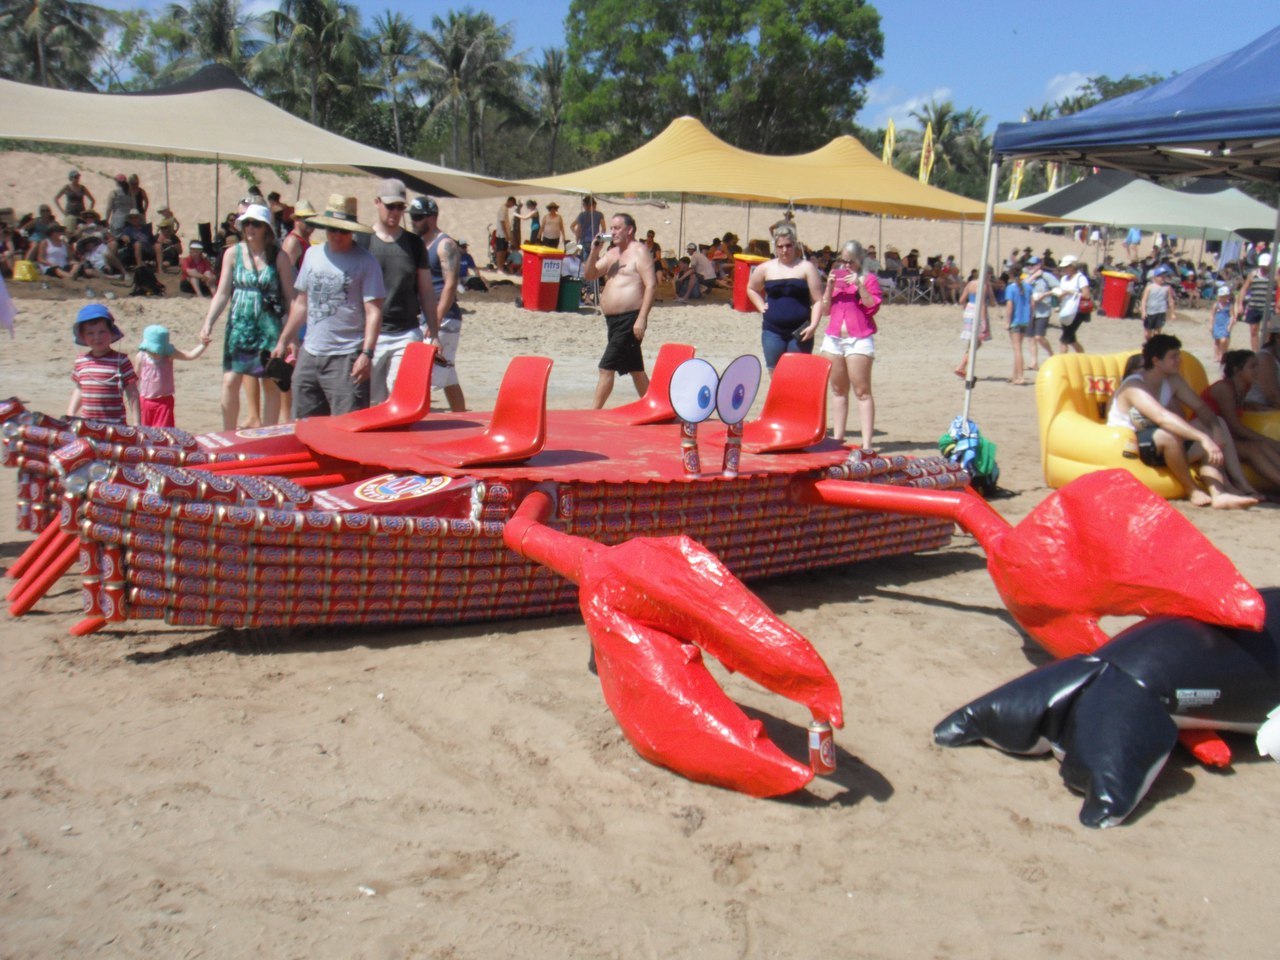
817, 240, 883, 451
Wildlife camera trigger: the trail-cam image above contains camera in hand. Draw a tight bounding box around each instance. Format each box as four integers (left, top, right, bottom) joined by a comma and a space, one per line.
596, 232, 613, 245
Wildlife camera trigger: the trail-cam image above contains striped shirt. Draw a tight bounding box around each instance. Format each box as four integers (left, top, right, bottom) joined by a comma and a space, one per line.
72, 350, 136, 423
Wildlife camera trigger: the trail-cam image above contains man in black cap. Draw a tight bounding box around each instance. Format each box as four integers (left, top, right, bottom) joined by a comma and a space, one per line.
410, 195, 466, 411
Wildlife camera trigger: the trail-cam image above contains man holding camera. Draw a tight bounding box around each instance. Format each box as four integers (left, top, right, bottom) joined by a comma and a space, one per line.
583, 212, 656, 408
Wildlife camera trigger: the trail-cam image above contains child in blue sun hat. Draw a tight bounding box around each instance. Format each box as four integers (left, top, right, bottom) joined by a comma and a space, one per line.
135, 324, 208, 427
69, 303, 138, 424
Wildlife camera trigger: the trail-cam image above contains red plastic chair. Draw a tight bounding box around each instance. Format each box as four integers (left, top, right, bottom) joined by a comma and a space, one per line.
740, 352, 831, 453
602, 342, 696, 424
418, 356, 553, 467
326, 341, 437, 432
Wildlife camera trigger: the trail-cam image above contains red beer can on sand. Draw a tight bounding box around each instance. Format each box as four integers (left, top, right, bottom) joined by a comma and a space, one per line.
808, 721, 837, 775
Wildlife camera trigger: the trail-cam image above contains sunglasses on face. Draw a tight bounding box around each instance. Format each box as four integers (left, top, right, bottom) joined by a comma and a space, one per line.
383, 202, 406, 211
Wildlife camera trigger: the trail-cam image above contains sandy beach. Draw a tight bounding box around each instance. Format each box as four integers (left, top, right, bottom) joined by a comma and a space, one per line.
3, 155, 1279, 958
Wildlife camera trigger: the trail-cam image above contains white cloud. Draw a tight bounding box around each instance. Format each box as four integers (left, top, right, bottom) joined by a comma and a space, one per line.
863, 86, 953, 130
1043, 71, 1090, 106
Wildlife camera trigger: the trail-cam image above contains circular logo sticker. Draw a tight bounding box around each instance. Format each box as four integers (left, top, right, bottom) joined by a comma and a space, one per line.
234, 423, 297, 439
352, 474, 451, 503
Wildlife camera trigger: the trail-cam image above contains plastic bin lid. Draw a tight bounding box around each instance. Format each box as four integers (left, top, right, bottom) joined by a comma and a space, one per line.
1100, 270, 1136, 278
733, 253, 769, 263
520, 244, 565, 256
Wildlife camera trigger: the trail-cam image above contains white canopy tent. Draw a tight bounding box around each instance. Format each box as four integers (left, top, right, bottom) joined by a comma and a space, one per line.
0, 66, 517, 201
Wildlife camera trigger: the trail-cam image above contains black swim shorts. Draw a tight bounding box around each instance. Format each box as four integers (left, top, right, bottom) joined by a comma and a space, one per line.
1143, 312, 1167, 332
1135, 426, 1193, 468
600, 310, 645, 374
1135, 426, 1165, 467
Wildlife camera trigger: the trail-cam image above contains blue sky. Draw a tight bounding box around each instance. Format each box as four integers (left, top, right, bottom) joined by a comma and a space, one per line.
108, 1, 1275, 134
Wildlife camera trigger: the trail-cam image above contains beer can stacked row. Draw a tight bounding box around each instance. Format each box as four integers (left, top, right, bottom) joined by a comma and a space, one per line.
4, 413, 229, 532
75, 473, 579, 630
553, 467, 957, 585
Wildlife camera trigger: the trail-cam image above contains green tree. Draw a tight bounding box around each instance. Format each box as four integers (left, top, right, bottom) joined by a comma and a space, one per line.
160, 0, 263, 74
0, 0, 114, 89
894, 100, 991, 198
527, 47, 566, 174
370, 10, 421, 154
420, 9, 522, 171
256, 0, 370, 128
564, 0, 882, 158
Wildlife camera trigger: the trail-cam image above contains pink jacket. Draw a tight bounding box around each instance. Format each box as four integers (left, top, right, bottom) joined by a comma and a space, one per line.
824, 269, 882, 338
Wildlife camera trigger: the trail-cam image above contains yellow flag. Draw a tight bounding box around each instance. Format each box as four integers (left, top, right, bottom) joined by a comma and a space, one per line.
882, 119, 896, 165
1008, 159, 1025, 201
1046, 161, 1060, 192
918, 122, 935, 184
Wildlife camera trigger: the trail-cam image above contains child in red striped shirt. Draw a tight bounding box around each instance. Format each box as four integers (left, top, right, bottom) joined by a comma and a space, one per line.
68, 304, 139, 424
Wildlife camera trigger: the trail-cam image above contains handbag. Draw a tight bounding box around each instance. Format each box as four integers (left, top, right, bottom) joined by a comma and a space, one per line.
1079, 288, 1094, 313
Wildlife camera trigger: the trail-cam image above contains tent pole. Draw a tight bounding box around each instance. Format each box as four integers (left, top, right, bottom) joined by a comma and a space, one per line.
746, 201, 751, 244
213, 154, 220, 236
962, 157, 1002, 423
296, 163, 304, 202
877, 215, 883, 257
163, 156, 170, 209
836, 203, 844, 247
959, 220, 964, 276
679, 193, 686, 252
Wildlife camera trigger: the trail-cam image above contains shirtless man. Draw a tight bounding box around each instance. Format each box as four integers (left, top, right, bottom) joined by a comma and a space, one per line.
1107, 334, 1257, 509
583, 213, 656, 408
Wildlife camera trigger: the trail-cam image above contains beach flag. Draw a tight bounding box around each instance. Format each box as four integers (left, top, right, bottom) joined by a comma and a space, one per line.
919, 123, 935, 184
1008, 159, 1025, 201
882, 119, 896, 165
1046, 161, 1060, 192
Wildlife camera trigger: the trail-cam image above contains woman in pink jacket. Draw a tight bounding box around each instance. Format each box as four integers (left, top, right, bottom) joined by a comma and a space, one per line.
817, 240, 883, 452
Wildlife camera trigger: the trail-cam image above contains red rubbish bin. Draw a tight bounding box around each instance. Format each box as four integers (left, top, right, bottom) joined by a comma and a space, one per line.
732, 254, 768, 312
520, 244, 565, 311
1100, 270, 1134, 318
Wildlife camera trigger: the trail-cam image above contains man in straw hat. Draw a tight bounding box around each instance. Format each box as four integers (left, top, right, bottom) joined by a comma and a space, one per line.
281, 198, 317, 271
358, 179, 438, 406
275, 194, 385, 418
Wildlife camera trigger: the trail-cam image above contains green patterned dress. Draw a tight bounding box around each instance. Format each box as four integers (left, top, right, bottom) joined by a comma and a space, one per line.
223, 244, 283, 374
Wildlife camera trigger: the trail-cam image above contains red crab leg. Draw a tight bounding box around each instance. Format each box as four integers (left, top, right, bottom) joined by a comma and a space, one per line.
504, 489, 842, 797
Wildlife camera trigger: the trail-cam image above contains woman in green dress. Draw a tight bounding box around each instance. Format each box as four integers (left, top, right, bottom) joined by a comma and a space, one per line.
200, 204, 297, 430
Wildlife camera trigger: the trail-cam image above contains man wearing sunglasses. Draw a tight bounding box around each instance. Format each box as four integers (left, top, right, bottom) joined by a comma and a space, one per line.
357, 179, 438, 405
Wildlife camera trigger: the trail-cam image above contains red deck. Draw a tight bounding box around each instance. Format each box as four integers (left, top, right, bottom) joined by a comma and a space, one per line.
294, 409, 854, 484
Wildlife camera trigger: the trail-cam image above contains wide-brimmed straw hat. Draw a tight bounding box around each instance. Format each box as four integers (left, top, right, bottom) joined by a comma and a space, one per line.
72, 303, 123, 345
293, 198, 318, 219
307, 194, 372, 233
138, 324, 176, 356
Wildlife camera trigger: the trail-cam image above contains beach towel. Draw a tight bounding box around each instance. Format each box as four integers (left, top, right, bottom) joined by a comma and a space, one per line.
939, 415, 1000, 497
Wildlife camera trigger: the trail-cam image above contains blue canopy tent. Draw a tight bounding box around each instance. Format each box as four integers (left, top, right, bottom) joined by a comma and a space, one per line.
958, 25, 1280, 418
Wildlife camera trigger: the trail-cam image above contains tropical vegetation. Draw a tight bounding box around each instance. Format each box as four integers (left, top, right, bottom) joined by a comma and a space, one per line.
0, 1, 1192, 199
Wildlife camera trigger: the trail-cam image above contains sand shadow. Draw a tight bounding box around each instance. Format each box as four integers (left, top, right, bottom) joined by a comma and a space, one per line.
124, 611, 583, 663
742, 703, 894, 808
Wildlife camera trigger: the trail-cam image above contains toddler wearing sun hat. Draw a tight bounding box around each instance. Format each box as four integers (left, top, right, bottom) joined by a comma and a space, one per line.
135, 324, 209, 427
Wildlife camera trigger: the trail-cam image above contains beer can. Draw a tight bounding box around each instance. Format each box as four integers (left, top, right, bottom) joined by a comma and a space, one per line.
808, 721, 837, 775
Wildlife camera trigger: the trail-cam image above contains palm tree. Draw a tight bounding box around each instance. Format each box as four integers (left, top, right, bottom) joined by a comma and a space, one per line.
161, 0, 263, 74
895, 100, 991, 196
370, 10, 420, 154
0, 0, 114, 89
527, 47, 566, 174
420, 10, 520, 171
257, 0, 368, 127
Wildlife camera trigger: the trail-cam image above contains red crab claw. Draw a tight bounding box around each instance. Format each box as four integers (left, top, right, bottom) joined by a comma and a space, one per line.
505, 490, 842, 798
798, 469, 1262, 659
797, 469, 1263, 767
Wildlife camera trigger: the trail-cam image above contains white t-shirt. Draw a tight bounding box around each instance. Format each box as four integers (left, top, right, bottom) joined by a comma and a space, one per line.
688, 250, 716, 280
296, 243, 386, 355
1052, 271, 1091, 319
